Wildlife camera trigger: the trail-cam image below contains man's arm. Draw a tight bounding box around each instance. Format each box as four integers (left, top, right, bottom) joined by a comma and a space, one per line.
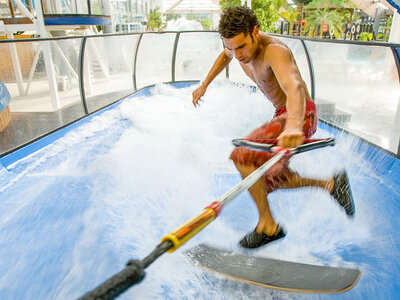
267, 45, 307, 148
192, 49, 233, 107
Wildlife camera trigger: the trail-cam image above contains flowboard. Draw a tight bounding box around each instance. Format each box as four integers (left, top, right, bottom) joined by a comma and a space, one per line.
185, 244, 361, 294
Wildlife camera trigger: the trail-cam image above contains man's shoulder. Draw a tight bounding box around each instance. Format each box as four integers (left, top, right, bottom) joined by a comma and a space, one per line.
263, 38, 291, 58
260, 33, 285, 45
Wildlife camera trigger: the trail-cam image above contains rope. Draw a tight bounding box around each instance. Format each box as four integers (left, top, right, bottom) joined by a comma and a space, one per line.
78, 241, 173, 300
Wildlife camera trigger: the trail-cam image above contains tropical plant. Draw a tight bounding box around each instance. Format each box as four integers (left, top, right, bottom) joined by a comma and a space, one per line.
166, 14, 181, 21
219, 0, 278, 32
280, 7, 299, 35
293, 0, 312, 4
306, 0, 355, 9
359, 32, 373, 41
219, 0, 241, 9
303, 5, 345, 38
376, 16, 393, 42
271, 0, 288, 12
146, 7, 165, 31
201, 18, 213, 30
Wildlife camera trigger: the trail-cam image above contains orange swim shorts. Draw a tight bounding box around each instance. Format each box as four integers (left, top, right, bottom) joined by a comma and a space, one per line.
230, 100, 318, 192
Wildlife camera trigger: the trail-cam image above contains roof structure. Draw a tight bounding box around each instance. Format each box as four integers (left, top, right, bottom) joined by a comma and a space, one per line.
351, 0, 395, 18
386, 0, 400, 13
164, 0, 221, 14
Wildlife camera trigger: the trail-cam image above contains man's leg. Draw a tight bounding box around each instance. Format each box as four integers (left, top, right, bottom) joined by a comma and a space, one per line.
236, 163, 334, 235
281, 173, 334, 192
235, 162, 287, 248
235, 162, 277, 235
235, 162, 354, 249
280, 171, 355, 216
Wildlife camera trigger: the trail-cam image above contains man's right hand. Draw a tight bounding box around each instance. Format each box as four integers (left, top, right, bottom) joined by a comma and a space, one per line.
192, 84, 207, 107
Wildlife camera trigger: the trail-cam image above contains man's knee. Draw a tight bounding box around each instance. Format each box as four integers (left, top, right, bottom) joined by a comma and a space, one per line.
230, 147, 241, 164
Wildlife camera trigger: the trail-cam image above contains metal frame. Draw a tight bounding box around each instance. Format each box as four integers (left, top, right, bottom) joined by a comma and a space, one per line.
133, 33, 143, 92
300, 39, 315, 100
390, 45, 400, 85
79, 37, 89, 114
171, 32, 180, 83
1, 31, 400, 158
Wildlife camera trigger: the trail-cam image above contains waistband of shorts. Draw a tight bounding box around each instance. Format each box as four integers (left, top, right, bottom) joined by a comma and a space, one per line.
274, 100, 315, 117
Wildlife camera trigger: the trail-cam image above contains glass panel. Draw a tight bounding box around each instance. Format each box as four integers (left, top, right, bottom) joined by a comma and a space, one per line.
275, 36, 311, 93
306, 41, 400, 154
135, 33, 176, 90
90, 0, 102, 14
83, 35, 140, 113
175, 32, 224, 82
42, 0, 89, 14
0, 38, 85, 155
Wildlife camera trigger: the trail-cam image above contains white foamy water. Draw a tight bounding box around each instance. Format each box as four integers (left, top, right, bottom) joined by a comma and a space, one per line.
0, 81, 394, 299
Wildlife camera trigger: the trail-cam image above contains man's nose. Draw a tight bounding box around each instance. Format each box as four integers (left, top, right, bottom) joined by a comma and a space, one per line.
234, 50, 242, 59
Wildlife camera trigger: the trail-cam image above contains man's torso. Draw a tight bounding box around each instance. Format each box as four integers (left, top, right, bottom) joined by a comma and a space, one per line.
238, 34, 312, 109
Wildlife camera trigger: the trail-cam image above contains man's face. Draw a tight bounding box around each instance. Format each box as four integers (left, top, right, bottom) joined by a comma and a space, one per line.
222, 27, 259, 64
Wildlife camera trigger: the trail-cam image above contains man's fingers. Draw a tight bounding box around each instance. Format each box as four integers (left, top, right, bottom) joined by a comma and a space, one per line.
278, 134, 305, 148
192, 97, 203, 107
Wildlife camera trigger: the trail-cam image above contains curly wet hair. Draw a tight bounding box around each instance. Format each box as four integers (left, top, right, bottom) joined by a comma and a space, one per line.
218, 6, 259, 39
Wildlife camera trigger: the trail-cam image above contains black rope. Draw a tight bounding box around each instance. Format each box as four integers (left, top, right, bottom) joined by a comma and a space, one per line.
142, 240, 174, 268
78, 241, 173, 300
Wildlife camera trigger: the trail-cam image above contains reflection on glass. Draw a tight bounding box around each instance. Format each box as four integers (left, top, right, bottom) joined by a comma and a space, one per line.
0, 38, 86, 155
1, 32, 399, 157
277, 36, 311, 93
84, 35, 140, 113
42, 0, 89, 14
306, 41, 400, 154
135, 33, 176, 90
175, 32, 223, 81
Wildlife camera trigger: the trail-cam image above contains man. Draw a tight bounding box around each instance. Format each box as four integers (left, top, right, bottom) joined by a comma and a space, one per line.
192, 6, 355, 249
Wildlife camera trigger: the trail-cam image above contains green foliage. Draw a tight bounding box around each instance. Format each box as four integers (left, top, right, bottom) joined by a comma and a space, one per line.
219, 0, 278, 32
219, 0, 241, 10
146, 7, 165, 31
303, 5, 345, 38
270, 0, 288, 12
306, 0, 355, 9
280, 6, 298, 22
201, 18, 213, 30
359, 32, 373, 41
387, 15, 393, 28
376, 16, 393, 42
280, 7, 299, 35
293, 0, 312, 3
253, 0, 279, 32
166, 14, 181, 21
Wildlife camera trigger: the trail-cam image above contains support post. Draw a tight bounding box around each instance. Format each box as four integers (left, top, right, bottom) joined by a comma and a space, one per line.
7, 32, 24, 96
33, 0, 60, 110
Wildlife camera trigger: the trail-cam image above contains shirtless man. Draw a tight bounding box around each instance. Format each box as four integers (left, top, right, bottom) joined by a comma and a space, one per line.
192, 6, 355, 249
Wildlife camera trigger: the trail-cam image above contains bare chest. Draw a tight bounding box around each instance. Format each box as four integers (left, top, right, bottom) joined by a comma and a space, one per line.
240, 64, 285, 106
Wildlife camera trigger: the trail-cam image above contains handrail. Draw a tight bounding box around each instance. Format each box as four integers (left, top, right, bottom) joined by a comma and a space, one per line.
0, 31, 399, 157
1, 31, 399, 47
390, 45, 400, 85
300, 39, 315, 100
133, 33, 143, 92
78, 37, 89, 114
171, 32, 180, 83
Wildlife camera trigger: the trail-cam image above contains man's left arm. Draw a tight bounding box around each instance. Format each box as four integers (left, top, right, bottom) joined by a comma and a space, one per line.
268, 45, 306, 148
